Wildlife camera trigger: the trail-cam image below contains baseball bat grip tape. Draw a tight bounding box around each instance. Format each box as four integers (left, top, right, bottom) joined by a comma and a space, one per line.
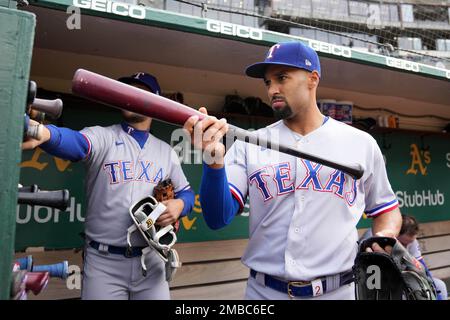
26, 124, 43, 140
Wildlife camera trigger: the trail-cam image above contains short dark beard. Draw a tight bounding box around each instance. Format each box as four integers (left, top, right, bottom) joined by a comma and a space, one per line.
122, 113, 147, 124
273, 104, 294, 121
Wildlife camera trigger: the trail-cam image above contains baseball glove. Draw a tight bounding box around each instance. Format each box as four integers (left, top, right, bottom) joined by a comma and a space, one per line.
153, 179, 175, 202
353, 236, 437, 300
153, 179, 180, 233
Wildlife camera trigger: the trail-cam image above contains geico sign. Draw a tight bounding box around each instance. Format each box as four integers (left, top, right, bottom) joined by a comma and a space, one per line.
73, 0, 146, 20
206, 20, 263, 41
308, 40, 352, 58
386, 57, 420, 72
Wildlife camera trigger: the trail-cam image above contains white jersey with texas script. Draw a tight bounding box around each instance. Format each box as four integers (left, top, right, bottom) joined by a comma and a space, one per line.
80, 124, 190, 247
225, 118, 398, 281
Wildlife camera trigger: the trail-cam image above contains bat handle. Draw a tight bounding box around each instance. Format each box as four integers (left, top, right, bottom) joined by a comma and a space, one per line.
33, 261, 69, 279
27, 81, 37, 105
344, 165, 364, 180
17, 189, 70, 210
26, 124, 43, 140
226, 124, 256, 143
18, 184, 39, 193
226, 124, 364, 180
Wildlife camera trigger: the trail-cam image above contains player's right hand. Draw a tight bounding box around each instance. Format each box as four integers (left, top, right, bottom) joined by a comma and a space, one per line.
183, 107, 229, 168
22, 119, 51, 150
365, 242, 393, 255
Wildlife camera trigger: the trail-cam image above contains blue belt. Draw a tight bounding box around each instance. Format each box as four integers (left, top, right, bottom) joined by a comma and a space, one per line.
89, 240, 145, 258
250, 269, 354, 298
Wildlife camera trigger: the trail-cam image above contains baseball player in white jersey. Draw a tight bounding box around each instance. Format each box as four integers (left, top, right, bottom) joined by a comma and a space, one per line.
183, 41, 402, 299
361, 214, 448, 300
22, 72, 195, 300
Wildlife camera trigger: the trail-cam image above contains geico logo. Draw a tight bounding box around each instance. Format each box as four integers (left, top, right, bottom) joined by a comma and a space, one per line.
16, 197, 84, 224
206, 20, 263, 41
73, 0, 146, 20
386, 57, 420, 72
308, 40, 352, 58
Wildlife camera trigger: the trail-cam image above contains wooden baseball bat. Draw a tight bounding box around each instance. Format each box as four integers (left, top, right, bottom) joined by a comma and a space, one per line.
17, 189, 70, 211
72, 69, 364, 179
31, 98, 63, 119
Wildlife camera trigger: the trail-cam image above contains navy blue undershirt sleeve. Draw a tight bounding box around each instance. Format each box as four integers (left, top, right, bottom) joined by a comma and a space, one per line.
175, 188, 195, 218
40, 125, 89, 162
200, 162, 240, 230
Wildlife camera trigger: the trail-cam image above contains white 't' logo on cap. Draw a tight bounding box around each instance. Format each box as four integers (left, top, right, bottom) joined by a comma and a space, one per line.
305, 59, 312, 66
267, 44, 281, 59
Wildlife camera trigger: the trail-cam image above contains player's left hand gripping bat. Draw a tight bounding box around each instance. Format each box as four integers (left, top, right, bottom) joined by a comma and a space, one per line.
72, 69, 364, 179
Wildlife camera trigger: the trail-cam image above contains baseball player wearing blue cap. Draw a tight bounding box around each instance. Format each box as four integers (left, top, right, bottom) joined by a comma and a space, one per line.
183, 41, 402, 299
23, 72, 195, 300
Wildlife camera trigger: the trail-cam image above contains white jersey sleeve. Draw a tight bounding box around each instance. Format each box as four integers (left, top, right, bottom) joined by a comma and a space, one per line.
363, 138, 399, 218
168, 148, 190, 193
224, 140, 248, 208
79, 126, 110, 164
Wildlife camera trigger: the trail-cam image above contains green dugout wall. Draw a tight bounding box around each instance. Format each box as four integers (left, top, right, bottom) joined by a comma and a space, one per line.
0, 3, 35, 300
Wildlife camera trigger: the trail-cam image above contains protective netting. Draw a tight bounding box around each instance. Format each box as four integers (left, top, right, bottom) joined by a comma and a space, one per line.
139, 0, 450, 70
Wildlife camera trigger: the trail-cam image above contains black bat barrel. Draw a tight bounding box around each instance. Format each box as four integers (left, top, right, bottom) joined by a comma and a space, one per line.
17, 190, 70, 211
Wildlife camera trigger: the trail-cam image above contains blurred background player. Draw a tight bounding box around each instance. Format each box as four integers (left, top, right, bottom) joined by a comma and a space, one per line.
22, 72, 195, 300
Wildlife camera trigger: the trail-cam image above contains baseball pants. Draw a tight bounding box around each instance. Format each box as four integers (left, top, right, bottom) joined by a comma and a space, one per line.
81, 245, 170, 300
433, 277, 448, 300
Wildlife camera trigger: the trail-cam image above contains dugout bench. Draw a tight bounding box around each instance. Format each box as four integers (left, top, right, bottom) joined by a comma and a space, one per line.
13, 220, 450, 300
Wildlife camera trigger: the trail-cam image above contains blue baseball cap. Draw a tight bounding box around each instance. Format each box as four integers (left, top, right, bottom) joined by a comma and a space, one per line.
118, 72, 161, 95
245, 41, 321, 78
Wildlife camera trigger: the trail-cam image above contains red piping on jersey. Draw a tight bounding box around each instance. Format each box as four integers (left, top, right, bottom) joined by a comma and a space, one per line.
230, 188, 245, 210
367, 203, 399, 218
82, 133, 92, 160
